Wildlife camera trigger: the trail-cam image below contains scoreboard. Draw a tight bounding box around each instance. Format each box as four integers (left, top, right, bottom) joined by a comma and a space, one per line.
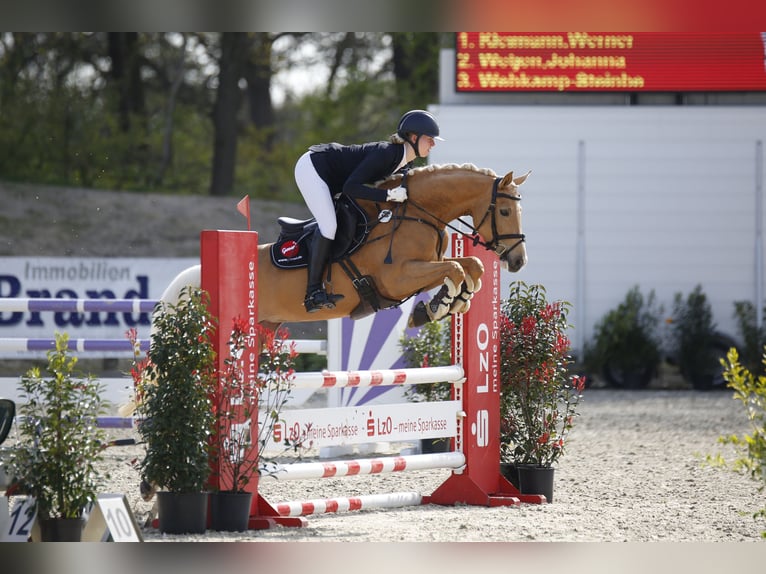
455, 32, 766, 92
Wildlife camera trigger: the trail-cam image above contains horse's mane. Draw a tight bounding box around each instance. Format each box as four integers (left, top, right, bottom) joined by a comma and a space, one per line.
376, 163, 497, 187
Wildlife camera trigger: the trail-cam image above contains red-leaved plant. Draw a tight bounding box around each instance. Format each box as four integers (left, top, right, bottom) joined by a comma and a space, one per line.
126, 313, 299, 495
499, 281, 585, 467
210, 319, 298, 492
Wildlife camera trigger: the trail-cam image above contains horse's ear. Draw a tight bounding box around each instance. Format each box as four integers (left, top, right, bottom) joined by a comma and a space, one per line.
502, 170, 531, 188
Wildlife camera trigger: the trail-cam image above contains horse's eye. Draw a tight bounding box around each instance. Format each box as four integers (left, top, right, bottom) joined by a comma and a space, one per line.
499, 208, 511, 217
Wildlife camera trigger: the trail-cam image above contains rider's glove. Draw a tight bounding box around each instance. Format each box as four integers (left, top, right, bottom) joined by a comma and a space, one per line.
386, 187, 408, 203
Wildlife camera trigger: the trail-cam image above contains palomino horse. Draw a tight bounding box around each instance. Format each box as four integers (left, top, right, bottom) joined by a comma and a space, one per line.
125, 164, 530, 503
161, 163, 529, 332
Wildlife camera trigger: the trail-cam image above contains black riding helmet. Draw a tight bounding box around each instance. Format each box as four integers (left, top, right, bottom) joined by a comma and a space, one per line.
397, 109, 444, 158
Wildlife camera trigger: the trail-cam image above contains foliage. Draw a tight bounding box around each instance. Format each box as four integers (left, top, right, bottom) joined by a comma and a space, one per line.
584, 285, 663, 387
398, 319, 452, 402
668, 284, 721, 387
732, 300, 766, 377
131, 286, 217, 494
210, 319, 297, 492
0, 32, 442, 198
710, 348, 766, 536
499, 281, 585, 467
8, 332, 109, 519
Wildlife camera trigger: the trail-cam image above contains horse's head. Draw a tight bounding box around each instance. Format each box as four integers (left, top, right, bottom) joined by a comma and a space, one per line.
376, 164, 529, 272
473, 170, 529, 273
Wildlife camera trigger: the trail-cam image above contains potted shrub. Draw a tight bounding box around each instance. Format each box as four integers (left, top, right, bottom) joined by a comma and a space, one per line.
731, 299, 766, 377
668, 284, 738, 390
584, 285, 663, 389
131, 286, 217, 535
498, 281, 586, 502
399, 320, 452, 452
208, 319, 297, 532
6, 332, 109, 541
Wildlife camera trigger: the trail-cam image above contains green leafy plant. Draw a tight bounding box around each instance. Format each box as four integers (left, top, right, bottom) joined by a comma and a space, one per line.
584, 285, 663, 389
667, 284, 737, 390
499, 281, 585, 467
732, 300, 766, 377
132, 286, 217, 494
8, 332, 109, 519
710, 348, 766, 536
210, 319, 297, 492
398, 319, 452, 402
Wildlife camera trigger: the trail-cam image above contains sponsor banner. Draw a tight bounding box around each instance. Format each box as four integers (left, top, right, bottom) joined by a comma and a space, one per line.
0, 257, 197, 341
265, 400, 460, 450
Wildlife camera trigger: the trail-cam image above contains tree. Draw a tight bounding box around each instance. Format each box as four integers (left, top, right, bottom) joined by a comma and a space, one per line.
0, 32, 443, 199
210, 32, 248, 197
390, 33, 441, 108
107, 32, 146, 132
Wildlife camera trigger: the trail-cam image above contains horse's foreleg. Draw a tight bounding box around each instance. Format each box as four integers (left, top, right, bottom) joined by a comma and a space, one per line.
399, 260, 467, 328
444, 256, 485, 315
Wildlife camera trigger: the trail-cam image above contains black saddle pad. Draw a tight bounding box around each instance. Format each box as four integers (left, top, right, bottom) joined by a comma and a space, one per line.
270, 196, 370, 269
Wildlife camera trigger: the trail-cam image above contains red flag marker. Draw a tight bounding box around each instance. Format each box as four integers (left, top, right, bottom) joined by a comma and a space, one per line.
237, 195, 251, 231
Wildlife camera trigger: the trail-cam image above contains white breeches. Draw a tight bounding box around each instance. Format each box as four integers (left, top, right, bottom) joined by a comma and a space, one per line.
294, 151, 337, 240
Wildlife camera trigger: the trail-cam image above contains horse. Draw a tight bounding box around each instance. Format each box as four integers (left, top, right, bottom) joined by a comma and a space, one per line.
161, 163, 530, 332
126, 163, 530, 504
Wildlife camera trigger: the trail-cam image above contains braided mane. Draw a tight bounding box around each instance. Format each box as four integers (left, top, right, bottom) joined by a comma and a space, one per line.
376, 163, 497, 187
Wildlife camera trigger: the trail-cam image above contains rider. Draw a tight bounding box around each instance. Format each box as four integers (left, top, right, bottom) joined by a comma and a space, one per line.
294, 109, 444, 313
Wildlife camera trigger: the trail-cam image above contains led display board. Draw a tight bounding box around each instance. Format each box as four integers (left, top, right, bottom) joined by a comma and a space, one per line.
456, 32, 766, 92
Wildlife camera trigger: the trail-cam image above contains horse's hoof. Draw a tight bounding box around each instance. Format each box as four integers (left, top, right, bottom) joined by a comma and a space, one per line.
408, 301, 430, 328
450, 298, 472, 315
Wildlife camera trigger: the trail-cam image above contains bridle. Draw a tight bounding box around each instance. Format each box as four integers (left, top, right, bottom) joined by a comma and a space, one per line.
405, 176, 526, 258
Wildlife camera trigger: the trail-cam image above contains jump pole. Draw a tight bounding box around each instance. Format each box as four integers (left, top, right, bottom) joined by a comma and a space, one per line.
200, 230, 539, 530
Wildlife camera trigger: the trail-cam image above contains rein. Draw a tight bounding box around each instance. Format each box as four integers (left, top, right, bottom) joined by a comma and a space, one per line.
405, 177, 525, 257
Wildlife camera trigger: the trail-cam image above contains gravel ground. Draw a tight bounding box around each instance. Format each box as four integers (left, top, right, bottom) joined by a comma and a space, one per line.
3, 182, 765, 566
82, 388, 765, 543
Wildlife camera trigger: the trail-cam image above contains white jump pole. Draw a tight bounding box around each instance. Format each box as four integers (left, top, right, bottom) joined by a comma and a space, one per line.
275, 491, 423, 517
260, 451, 466, 481
290, 365, 464, 389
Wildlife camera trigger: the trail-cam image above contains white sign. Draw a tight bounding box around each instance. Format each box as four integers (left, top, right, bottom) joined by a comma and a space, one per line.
1, 496, 35, 542
90, 494, 143, 542
267, 400, 461, 450
1, 494, 142, 542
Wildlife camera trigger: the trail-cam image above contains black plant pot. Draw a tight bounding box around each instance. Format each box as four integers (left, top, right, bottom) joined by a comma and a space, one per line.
421, 437, 451, 453
157, 491, 209, 534
603, 362, 653, 389
210, 491, 253, 532
499, 462, 520, 489
39, 517, 85, 542
516, 465, 555, 503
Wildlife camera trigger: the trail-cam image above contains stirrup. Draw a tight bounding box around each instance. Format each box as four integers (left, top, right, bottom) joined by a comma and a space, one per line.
304, 289, 344, 313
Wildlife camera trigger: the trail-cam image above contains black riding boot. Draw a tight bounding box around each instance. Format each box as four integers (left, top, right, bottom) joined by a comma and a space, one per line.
304, 234, 344, 313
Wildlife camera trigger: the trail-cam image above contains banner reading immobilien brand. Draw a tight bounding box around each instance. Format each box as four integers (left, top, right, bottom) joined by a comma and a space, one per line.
0, 257, 197, 343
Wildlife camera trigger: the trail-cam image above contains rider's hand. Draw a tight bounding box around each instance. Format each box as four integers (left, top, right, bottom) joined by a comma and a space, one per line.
386, 187, 408, 203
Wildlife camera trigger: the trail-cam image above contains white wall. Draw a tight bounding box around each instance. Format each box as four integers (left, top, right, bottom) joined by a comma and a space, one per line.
428, 104, 765, 353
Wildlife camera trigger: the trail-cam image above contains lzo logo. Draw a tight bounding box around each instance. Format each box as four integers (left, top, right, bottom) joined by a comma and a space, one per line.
280, 240, 300, 258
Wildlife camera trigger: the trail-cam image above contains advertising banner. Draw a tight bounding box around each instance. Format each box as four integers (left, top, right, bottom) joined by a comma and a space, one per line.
0, 257, 197, 346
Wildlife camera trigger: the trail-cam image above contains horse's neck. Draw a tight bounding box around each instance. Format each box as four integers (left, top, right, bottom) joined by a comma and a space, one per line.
412, 172, 488, 224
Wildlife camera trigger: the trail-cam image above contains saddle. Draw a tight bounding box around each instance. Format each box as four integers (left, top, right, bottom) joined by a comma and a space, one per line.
270, 195, 369, 269
270, 196, 402, 319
